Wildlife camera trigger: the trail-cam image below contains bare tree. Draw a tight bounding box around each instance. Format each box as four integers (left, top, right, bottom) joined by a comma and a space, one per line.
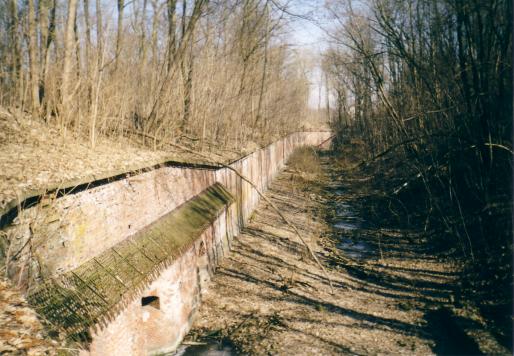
9, 0, 22, 104
115, 0, 125, 70
0, 0, 313, 150
61, 0, 79, 127
167, 0, 177, 71
27, 0, 40, 117
323, 0, 512, 329
83, 0, 93, 105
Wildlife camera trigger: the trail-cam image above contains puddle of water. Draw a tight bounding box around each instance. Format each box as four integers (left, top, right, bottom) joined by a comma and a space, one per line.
332, 197, 375, 260
333, 200, 372, 230
328, 180, 377, 259
174, 342, 237, 356
334, 221, 360, 230
335, 203, 354, 217
337, 239, 372, 259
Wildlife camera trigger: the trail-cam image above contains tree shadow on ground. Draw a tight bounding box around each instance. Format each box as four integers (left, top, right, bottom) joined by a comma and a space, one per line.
424, 308, 483, 355
270, 163, 486, 354
318, 153, 494, 355
188, 153, 490, 355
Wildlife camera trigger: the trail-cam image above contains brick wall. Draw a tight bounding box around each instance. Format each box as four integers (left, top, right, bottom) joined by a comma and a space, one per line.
3, 132, 331, 354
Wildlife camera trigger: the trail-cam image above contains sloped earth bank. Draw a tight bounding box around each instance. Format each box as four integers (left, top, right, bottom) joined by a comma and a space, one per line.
176, 148, 509, 355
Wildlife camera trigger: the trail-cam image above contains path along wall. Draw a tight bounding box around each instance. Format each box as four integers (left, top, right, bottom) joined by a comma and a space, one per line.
1, 131, 331, 354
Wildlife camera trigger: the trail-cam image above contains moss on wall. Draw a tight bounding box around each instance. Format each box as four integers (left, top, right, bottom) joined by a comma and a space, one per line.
27, 183, 233, 342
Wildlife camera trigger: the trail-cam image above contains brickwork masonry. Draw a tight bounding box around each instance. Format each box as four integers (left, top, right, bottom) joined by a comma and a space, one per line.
0, 132, 331, 354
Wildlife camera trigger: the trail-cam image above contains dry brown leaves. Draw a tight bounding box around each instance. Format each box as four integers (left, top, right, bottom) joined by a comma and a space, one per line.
186, 157, 453, 355
0, 278, 56, 355
0, 108, 245, 214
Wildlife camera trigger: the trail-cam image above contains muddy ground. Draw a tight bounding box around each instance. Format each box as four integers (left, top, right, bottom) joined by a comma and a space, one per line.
182, 148, 509, 355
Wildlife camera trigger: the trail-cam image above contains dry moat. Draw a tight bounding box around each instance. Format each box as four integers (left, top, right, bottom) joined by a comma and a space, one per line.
0, 141, 510, 355
177, 147, 510, 356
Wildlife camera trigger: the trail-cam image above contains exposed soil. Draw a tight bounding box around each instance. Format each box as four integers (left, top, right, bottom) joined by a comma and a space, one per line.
182, 148, 509, 355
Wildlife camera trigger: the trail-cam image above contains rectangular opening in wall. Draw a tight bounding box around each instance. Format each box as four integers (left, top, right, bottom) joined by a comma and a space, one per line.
142, 296, 160, 310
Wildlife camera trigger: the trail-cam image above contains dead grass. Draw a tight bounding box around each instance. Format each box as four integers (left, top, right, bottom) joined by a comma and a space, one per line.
287, 147, 320, 174
185, 154, 434, 354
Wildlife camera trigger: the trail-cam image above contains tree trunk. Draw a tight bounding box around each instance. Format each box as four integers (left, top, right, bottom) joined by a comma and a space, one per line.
180, 42, 193, 133
96, 0, 103, 70
9, 0, 22, 105
41, 0, 56, 117
150, 1, 160, 68
38, 0, 49, 109
83, 0, 92, 104
167, 0, 177, 72
115, 0, 125, 69
61, 0, 78, 127
140, 0, 148, 65
28, 0, 40, 117
254, 4, 269, 130
180, 0, 192, 132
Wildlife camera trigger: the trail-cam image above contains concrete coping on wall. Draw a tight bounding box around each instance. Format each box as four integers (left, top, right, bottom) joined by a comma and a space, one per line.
26, 182, 234, 344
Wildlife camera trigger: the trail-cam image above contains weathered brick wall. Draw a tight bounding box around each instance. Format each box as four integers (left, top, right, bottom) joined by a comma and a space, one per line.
83, 209, 232, 355
217, 131, 329, 222
81, 132, 330, 354
10, 132, 327, 278
5, 167, 216, 279
2, 132, 330, 354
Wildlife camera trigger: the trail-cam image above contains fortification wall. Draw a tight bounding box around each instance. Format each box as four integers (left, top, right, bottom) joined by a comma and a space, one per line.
5, 132, 328, 281
85, 211, 231, 355
1, 131, 331, 354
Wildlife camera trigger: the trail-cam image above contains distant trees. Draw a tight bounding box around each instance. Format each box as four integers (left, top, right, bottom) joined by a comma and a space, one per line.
0, 0, 310, 149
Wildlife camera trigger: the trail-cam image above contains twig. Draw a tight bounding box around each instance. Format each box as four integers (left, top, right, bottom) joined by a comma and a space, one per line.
352, 134, 513, 171
182, 341, 208, 346
11, 223, 35, 260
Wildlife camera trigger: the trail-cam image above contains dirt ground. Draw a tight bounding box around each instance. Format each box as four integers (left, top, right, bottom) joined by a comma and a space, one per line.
185, 149, 509, 355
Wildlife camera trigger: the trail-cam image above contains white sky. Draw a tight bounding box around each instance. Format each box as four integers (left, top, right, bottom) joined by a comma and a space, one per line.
279, 0, 331, 109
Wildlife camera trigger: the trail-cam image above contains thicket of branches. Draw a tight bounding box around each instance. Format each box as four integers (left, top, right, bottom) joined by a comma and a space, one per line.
0, 0, 311, 150
323, 0, 512, 339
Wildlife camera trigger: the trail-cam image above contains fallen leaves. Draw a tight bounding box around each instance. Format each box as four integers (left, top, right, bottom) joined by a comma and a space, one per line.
0, 278, 56, 355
